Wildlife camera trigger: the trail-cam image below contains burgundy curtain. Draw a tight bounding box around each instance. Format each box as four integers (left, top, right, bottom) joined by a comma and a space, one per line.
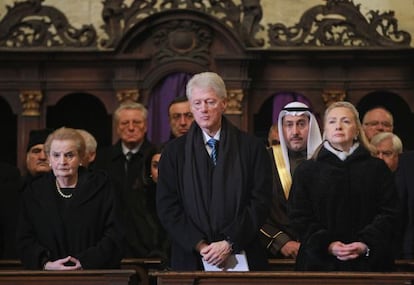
147, 72, 192, 144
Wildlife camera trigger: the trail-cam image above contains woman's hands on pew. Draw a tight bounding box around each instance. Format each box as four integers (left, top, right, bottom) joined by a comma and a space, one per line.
328, 241, 369, 260
43, 256, 82, 270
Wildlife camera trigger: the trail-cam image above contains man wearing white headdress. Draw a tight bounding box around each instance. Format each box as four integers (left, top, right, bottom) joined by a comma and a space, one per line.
260, 101, 322, 259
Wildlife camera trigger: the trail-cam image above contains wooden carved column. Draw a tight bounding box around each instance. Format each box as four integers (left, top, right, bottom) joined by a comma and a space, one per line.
322, 89, 347, 107
18, 90, 45, 172
225, 89, 245, 130
116, 89, 140, 104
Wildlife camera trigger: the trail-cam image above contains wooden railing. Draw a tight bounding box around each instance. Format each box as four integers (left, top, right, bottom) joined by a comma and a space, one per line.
0, 269, 136, 285
150, 271, 414, 285
1, 258, 413, 285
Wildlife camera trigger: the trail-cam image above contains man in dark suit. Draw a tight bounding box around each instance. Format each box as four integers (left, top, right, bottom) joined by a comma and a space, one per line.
93, 102, 159, 258
157, 72, 272, 271
395, 151, 414, 259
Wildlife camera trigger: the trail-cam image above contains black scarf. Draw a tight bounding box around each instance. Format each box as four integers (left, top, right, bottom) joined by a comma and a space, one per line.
182, 117, 243, 242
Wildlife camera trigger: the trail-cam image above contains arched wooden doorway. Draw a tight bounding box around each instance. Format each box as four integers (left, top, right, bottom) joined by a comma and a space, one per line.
46, 93, 112, 150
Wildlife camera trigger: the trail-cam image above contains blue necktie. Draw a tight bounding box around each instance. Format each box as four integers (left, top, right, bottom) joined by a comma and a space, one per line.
207, 138, 218, 165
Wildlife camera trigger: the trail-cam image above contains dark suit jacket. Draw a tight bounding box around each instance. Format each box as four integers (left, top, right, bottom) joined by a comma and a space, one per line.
93, 139, 161, 258
157, 119, 273, 270
395, 151, 414, 258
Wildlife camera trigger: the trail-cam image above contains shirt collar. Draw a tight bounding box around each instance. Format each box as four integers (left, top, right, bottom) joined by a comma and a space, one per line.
202, 129, 221, 144
122, 142, 142, 156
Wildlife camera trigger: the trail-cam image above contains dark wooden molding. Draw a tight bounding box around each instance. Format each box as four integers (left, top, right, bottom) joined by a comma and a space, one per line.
268, 0, 411, 47
101, 0, 264, 49
0, 0, 97, 49
152, 20, 213, 66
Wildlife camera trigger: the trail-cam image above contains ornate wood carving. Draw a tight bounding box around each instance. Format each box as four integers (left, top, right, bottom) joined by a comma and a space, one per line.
322, 89, 347, 107
20, 90, 43, 116
116, 89, 140, 104
225, 89, 244, 115
268, 0, 411, 47
0, 0, 97, 48
153, 20, 212, 65
101, 0, 264, 48
101, 0, 157, 48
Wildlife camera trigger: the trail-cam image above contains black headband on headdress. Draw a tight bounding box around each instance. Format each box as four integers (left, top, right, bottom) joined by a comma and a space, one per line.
282, 107, 310, 112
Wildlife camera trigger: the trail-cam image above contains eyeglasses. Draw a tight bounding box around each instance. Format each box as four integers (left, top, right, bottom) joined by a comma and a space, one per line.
170, 112, 193, 120
375, 150, 395, 158
363, 121, 393, 129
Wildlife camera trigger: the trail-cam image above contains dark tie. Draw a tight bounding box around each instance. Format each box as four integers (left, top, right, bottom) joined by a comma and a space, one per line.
125, 151, 133, 172
207, 138, 218, 165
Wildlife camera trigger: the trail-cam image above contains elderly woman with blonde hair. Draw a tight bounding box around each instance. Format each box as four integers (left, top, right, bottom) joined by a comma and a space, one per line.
17, 127, 123, 270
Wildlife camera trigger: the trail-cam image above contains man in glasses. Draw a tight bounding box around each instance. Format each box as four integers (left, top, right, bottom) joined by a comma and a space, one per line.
362, 106, 393, 141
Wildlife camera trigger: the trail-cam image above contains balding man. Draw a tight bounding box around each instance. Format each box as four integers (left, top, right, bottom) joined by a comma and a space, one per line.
362, 106, 393, 141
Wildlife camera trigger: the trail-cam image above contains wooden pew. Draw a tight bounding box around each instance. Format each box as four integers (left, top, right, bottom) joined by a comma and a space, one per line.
121, 258, 163, 285
150, 271, 414, 285
0, 269, 136, 285
0, 259, 22, 270
0, 258, 161, 285
267, 258, 414, 272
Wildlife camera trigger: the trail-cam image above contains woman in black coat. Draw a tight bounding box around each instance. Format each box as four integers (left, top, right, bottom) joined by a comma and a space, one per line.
17, 127, 124, 270
288, 101, 400, 271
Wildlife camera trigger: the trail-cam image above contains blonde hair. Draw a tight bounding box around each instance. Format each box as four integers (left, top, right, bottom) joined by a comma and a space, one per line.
45, 127, 86, 159
323, 101, 374, 153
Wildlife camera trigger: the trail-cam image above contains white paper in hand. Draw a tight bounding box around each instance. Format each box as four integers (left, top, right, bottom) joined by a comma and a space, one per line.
202, 251, 249, 271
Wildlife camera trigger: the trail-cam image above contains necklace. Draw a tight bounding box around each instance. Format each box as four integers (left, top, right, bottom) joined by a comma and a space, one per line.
55, 179, 73, 199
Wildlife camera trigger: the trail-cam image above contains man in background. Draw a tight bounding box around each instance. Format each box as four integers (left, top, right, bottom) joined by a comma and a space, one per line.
371, 132, 402, 172
94, 102, 163, 259
362, 106, 393, 141
25, 128, 54, 179
76, 129, 97, 168
168, 96, 194, 139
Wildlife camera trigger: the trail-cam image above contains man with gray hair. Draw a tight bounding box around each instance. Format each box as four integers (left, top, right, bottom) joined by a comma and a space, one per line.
93, 102, 162, 259
157, 72, 272, 271
371, 131, 402, 172
260, 101, 322, 259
